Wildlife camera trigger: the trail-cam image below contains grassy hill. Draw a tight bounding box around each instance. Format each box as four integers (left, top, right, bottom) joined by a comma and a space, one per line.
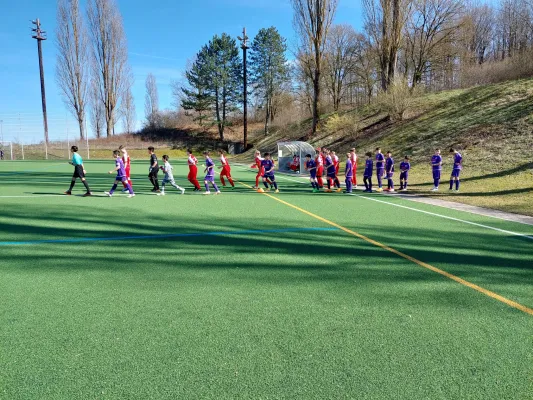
241, 78, 533, 216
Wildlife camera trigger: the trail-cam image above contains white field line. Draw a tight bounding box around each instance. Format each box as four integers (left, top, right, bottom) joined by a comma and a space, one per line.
234, 163, 533, 238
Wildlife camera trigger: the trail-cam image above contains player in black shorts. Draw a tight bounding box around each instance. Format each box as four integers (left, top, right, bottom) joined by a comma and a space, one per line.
148, 146, 160, 192
65, 146, 92, 196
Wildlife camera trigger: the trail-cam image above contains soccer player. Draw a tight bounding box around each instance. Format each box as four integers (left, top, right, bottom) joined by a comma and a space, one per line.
305, 154, 319, 192
350, 148, 358, 188
0, 149, 4, 160
399, 156, 411, 191
384, 151, 395, 192
187, 149, 201, 191
315, 148, 324, 189
331, 151, 340, 176
105, 150, 134, 198
375, 147, 385, 192
259, 152, 279, 193
148, 146, 160, 192
119, 145, 132, 192
65, 145, 92, 196
431, 148, 443, 191
449, 148, 463, 191
345, 153, 353, 194
203, 151, 221, 195
252, 150, 265, 189
363, 152, 373, 193
218, 150, 235, 189
325, 150, 341, 192
158, 155, 185, 195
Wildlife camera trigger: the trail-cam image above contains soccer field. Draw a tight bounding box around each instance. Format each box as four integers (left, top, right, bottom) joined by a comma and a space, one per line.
0, 159, 532, 399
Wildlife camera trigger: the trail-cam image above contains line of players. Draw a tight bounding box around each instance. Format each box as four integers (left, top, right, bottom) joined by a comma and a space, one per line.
65, 144, 462, 197
301, 146, 463, 194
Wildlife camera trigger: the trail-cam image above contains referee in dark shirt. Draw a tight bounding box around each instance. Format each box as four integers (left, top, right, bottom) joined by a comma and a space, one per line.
148, 146, 160, 192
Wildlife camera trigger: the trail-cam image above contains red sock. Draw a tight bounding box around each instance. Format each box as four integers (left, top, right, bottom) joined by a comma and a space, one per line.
229, 177, 234, 187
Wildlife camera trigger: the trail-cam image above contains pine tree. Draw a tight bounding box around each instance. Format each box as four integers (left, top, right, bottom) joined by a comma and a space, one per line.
181, 47, 213, 128
249, 27, 291, 135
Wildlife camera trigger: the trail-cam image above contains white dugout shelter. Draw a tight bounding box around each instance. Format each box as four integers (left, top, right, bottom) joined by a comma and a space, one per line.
277, 141, 315, 174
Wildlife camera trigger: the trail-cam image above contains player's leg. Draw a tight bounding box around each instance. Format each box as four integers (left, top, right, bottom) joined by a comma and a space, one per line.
455, 170, 461, 190
346, 178, 352, 193
220, 170, 227, 186
270, 177, 278, 192
368, 177, 373, 192
105, 179, 120, 196
376, 169, 383, 191
170, 178, 185, 194
263, 176, 269, 189
66, 176, 76, 194
226, 168, 235, 187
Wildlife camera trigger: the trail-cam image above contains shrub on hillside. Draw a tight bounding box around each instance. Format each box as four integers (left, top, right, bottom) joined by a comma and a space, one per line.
461, 51, 533, 87
377, 79, 421, 122
324, 112, 359, 137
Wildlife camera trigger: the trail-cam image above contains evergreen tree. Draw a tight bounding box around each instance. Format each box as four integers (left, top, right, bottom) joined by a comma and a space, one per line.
181, 34, 241, 140
249, 27, 291, 135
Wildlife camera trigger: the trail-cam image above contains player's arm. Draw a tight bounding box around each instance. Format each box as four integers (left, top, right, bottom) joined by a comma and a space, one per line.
108, 164, 120, 174
80, 162, 86, 174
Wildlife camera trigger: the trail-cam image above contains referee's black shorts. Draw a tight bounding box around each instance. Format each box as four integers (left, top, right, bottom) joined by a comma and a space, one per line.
73, 165, 85, 179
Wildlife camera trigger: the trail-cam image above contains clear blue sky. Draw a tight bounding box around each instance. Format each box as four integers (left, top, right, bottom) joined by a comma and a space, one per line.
0, 0, 364, 143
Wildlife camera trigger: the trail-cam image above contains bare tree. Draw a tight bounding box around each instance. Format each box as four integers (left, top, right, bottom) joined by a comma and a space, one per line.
55, 0, 88, 139
324, 24, 359, 111
364, 0, 411, 91
144, 73, 159, 127
405, 0, 463, 88
292, 0, 338, 134
121, 85, 136, 134
87, 0, 131, 137
89, 77, 105, 138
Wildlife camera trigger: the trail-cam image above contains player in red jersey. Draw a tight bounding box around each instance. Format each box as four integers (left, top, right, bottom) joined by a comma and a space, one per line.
252, 150, 265, 189
187, 149, 202, 191
315, 148, 324, 188
218, 150, 235, 189
119, 145, 132, 191
350, 148, 358, 188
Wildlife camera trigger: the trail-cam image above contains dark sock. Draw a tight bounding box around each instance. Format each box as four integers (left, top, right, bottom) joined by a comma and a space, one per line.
264, 181, 269, 189
311, 182, 316, 189
456, 180, 460, 190
82, 180, 90, 192
154, 179, 159, 190
369, 178, 373, 191
404, 181, 408, 189
364, 178, 368, 190
327, 180, 331, 189
334, 178, 340, 188
449, 179, 454, 190
109, 184, 118, 195
273, 181, 278, 190
68, 180, 76, 192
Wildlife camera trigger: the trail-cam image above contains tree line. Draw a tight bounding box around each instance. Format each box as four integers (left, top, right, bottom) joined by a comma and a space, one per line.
56, 0, 533, 141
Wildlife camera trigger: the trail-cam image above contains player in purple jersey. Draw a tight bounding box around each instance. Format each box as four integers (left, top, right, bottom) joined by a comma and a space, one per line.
324, 150, 341, 192
375, 148, 385, 192
259, 153, 279, 193
305, 154, 319, 193
363, 152, 373, 192
345, 153, 353, 194
384, 151, 395, 192
431, 149, 443, 191
105, 150, 134, 198
399, 156, 411, 191
449, 148, 463, 191
203, 151, 221, 195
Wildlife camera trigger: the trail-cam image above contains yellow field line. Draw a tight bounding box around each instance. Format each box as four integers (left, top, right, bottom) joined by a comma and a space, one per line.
239, 180, 533, 316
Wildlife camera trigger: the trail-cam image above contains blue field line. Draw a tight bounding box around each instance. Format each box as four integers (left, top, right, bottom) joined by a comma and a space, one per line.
0, 227, 339, 246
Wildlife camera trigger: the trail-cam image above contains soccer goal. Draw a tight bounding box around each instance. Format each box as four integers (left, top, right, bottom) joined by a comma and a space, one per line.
0, 141, 13, 160
277, 141, 315, 174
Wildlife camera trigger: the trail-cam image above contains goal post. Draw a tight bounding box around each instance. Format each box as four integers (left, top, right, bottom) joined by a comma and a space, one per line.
0, 141, 13, 160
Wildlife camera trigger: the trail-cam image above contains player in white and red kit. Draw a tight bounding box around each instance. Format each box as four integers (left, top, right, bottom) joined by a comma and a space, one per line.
187, 149, 201, 191
315, 148, 324, 189
252, 150, 265, 189
218, 150, 235, 189
119, 145, 132, 191
331, 151, 340, 176
350, 148, 357, 188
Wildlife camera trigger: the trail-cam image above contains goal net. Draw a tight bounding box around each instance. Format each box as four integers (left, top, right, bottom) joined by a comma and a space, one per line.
0, 142, 13, 160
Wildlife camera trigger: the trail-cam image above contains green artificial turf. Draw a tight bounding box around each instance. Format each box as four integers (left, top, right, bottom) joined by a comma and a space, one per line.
0, 160, 532, 399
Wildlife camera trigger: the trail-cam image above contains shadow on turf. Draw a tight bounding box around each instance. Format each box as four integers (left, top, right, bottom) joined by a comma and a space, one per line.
1, 204, 532, 290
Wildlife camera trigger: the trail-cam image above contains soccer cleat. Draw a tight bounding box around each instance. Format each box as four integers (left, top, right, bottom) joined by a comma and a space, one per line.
158, 192, 165, 196
203, 191, 211, 195
82, 192, 92, 197
257, 188, 265, 193
252, 186, 258, 190
231, 186, 235, 190
121, 188, 128, 193
127, 194, 135, 198
400, 188, 407, 192
64, 191, 72, 196
180, 188, 185, 195
265, 188, 271, 192
324, 189, 332, 193
376, 188, 383, 192
275, 189, 279, 193
312, 189, 319, 193
431, 187, 439, 191
215, 191, 221, 195
389, 189, 395, 192
345, 191, 352, 194
104, 191, 112, 197
336, 188, 342, 193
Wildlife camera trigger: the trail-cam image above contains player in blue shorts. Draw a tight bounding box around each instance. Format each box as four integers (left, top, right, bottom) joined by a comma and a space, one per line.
105, 150, 135, 198
305, 154, 319, 193
65, 145, 92, 196
375, 148, 385, 192
203, 151, 221, 195
431, 148, 443, 191
384, 151, 395, 192
399, 156, 410, 191
363, 152, 373, 192
325, 150, 341, 192
345, 152, 353, 194
259, 153, 279, 193
449, 148, 463, 191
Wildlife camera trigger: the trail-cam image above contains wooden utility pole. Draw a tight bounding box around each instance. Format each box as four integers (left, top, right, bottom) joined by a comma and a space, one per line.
238, 27, 249, 150
32, 18, 49, 158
